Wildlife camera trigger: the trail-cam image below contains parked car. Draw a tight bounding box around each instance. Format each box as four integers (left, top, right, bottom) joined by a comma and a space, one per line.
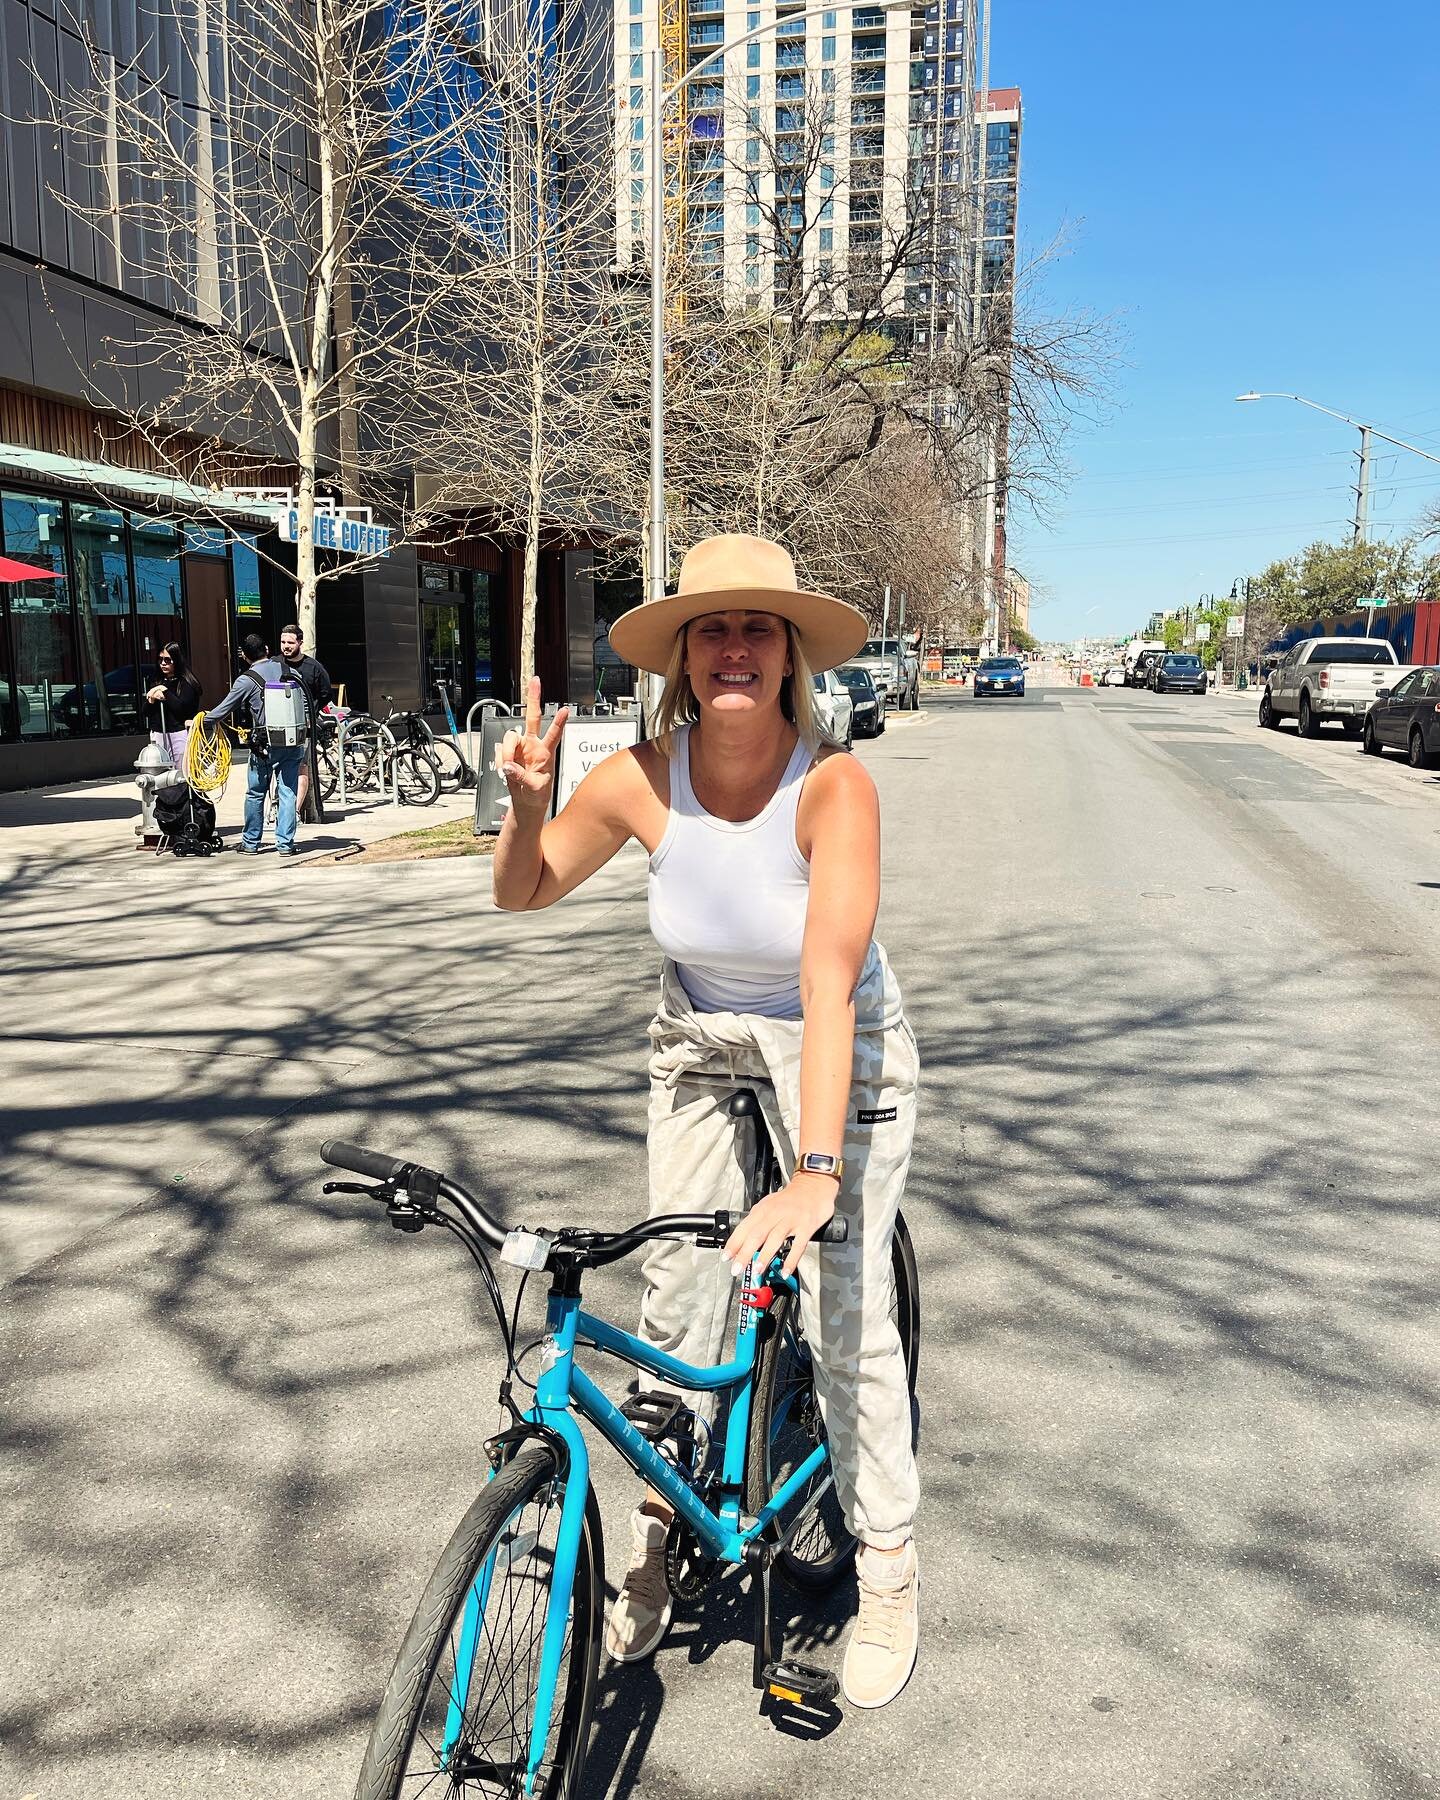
1130, 649, 1167, 690
974, 655, 1026, 697
1122, 640, 1166, 686
1098, 665, 1126, 687
852, 637, 920, 711
1362, 666, 1440, 766
1150, 652, 1208, 694
835, 663, 885, 736
55, 662, 155, 734
812, 669, 855, 746
1260, 636, 1409, 737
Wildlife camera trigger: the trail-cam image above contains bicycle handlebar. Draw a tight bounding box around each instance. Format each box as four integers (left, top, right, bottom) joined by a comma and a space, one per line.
321, 1139, 408, 1184
319, 1141, 848, 1258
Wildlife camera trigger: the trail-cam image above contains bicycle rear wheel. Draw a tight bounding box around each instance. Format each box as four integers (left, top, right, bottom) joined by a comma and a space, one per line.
744, 1210, 919, 1590
394, 749, 441, 805
355, 1440, 602, 1800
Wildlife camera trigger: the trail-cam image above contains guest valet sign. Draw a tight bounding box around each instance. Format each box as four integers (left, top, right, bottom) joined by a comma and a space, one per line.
275, 506, 393, 558
474, 712, 641, 835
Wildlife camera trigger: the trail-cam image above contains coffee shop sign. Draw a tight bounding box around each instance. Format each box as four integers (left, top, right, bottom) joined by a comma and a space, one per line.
276, 506, 393, 558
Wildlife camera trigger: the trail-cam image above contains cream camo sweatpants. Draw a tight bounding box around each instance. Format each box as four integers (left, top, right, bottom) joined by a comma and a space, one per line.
637, 957, 921, 1549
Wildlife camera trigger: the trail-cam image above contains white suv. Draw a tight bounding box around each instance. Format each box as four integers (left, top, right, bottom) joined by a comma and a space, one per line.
812, 670, 855, 747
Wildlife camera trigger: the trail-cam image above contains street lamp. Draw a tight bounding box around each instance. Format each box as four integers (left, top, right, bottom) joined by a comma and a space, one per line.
646, 0, 913, 608
1234, 392, 1440, 545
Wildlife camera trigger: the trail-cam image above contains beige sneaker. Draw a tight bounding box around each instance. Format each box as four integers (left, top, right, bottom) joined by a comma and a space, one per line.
604, 1509, 673, 1663
842, 1541, 919, 1708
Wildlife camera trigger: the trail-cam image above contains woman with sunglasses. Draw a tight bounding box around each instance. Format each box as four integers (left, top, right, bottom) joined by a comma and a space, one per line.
143, 641, 203, 767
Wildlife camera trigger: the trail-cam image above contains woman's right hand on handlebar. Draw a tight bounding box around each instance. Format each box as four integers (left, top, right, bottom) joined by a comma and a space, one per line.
496, 677, 570, 817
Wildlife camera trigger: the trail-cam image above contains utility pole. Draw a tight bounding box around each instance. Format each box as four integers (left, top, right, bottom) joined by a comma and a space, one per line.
1353, 424, 1371, 544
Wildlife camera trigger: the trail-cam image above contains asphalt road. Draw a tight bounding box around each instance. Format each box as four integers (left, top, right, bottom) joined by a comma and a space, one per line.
2, 685, 1437, 1798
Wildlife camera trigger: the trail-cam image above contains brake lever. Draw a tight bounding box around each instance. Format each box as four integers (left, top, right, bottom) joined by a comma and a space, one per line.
323, 1180, 379, 1197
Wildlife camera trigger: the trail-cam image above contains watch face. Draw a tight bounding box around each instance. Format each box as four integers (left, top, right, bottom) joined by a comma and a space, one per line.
802, 1153, 839, 1175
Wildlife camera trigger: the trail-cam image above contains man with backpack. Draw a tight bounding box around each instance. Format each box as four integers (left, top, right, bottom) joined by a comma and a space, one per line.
203, 634, 308, 857
278, 623, 332, 822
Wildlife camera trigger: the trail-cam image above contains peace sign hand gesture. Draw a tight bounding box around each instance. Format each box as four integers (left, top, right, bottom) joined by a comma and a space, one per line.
496, 677, 570, 818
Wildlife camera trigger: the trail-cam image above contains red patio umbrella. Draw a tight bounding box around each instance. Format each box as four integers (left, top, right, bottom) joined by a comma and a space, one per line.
0, 554, 63, 582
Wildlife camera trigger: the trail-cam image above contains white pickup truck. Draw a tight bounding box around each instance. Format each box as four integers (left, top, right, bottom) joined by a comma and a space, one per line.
1259, 637, 1410, 737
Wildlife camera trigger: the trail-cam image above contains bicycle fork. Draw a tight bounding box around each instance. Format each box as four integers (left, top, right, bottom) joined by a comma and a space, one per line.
443, 1299, 591, 1797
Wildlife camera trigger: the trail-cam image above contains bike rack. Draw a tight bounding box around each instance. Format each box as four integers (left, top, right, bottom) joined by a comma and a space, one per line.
465, 698, 513, 772
335, 716, 401, 810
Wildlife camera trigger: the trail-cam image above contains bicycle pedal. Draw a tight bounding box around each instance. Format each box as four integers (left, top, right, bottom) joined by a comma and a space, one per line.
762, 1659, 839, 1707
620, 1389, 687, 1442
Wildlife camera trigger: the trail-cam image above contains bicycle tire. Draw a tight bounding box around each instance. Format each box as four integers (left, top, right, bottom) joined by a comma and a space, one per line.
355, 1440, 603, 1800
316, 734, 341, 802
427, 735, 474, 791
394, 749, 441, 806
744, 1209, 919, 1591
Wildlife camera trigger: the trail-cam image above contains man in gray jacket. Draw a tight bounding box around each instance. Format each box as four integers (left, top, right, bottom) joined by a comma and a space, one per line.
204, 634, 306, 857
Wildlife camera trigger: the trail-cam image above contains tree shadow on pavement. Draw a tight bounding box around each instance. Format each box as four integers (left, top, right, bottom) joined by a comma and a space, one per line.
3, 801, 1439, 1799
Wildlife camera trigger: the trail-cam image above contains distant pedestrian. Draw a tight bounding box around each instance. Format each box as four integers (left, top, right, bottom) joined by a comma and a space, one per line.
203, 633, 306, 857
278, 623, 333, 819
143, 641, 202, 768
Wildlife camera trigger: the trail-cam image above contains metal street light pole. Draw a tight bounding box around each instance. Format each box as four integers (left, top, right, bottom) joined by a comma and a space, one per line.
647, 0, 912, 608
1235, 391, 1440, 545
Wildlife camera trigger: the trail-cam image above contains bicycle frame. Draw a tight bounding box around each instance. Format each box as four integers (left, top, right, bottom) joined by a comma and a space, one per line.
444, 1264, 829, 1792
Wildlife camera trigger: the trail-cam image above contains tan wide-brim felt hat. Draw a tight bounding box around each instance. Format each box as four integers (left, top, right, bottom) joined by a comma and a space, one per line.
607, 534, 870, 676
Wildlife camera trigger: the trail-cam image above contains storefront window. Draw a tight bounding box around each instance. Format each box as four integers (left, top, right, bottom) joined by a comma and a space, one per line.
70, 504, 136, 732
2, 492, 75, 738
231, 535, 262, 621
0, 576, 15, 740
131, 516, 182, 677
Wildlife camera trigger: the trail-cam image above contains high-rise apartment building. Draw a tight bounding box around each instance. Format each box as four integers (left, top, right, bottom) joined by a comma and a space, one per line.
978, 86, 1021, 326
978, 85, 1021, 628
614, 0, 987, 324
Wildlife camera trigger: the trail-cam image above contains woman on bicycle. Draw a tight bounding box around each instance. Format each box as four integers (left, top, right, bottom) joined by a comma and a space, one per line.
492, 534, 920, 1710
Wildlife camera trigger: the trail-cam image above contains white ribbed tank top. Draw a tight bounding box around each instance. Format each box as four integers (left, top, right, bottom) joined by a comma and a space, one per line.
648, 724, 814, 1018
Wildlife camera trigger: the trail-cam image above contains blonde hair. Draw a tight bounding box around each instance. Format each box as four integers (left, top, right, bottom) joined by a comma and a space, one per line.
651, 616, 837, 759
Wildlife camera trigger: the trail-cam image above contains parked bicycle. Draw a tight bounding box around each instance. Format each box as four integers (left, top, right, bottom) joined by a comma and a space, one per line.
322, 1090, 919, 1799
316, 708, 440, 807
377, 694, 473, 792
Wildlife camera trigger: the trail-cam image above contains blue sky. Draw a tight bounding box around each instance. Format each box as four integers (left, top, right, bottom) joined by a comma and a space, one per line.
995, 0, 1440, 642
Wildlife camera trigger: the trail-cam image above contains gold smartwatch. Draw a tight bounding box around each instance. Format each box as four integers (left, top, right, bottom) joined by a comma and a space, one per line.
798, 1152, 844, 1181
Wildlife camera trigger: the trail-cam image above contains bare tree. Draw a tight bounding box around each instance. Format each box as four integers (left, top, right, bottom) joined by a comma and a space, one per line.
588, 63, 1111, 630
390, 3, 629, 686
33, 0, 616, 670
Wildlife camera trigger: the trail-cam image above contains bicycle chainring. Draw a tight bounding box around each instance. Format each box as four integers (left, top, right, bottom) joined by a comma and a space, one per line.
664, 1511, 720, 1604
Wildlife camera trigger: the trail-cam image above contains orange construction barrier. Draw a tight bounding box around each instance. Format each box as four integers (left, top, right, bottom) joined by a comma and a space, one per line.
1079, 668, 1095, 687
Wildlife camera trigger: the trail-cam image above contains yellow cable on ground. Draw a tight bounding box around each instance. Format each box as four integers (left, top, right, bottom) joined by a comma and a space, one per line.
184, 716, 232, 800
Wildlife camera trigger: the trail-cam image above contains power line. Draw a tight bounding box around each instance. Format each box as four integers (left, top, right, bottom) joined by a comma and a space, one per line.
1055, 470, 1440, 523
1018, 517, 1353, 553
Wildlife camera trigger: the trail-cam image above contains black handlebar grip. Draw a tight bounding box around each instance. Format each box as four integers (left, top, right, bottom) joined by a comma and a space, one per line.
714, 1210, 849, 1246
320, 1139, 409, 1183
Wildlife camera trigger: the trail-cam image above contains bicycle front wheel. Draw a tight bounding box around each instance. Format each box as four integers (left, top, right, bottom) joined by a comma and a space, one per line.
428, 736, 474, 791
356, 1441, 602, 1800
393, 749, 441, 806
745, 1209, 920, 1590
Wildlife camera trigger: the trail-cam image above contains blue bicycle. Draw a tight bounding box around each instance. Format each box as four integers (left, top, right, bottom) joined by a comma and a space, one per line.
323, 1091, 919, 1799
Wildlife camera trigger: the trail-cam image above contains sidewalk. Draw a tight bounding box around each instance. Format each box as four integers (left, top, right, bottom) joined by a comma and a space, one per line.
0, 753, 480, 866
